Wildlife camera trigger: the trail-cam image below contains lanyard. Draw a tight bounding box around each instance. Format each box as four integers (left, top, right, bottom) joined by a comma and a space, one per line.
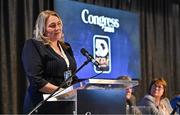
58, 43, 70, 69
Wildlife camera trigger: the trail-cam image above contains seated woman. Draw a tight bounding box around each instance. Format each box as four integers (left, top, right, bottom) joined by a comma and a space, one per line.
117, 76, 136, 107
117, 75, 141, 114
139, 78, 173, 115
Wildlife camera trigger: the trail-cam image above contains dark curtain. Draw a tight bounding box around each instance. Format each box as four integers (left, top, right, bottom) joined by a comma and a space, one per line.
0, 0, 54, 113
0, 0, 180, 114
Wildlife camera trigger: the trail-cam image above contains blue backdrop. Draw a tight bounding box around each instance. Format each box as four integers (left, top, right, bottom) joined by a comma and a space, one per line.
54, 0, 140, 80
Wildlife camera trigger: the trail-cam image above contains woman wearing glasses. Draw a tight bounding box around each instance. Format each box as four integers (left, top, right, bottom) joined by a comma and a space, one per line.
139, 78, 173, 115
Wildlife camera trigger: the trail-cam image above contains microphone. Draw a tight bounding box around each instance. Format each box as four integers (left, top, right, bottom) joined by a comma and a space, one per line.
80, 48, 100, 68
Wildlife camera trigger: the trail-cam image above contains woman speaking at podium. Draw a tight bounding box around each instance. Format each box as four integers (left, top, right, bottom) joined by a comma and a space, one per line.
22, 10, 79, 113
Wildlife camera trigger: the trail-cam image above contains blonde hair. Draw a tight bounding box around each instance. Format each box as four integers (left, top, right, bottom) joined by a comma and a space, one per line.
33, 10, 64, 45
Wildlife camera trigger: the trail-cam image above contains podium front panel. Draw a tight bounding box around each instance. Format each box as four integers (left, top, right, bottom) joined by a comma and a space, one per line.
77, 89, 126, 114
38, 101, 75, 114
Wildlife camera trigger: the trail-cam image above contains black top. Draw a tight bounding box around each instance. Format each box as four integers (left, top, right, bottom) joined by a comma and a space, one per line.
22, 39, 78, 113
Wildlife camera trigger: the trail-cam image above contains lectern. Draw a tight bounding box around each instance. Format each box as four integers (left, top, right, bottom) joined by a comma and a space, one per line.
38, 79, 139, 114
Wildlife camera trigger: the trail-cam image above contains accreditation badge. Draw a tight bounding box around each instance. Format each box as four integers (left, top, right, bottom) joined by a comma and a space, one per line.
64, 70, 72, 86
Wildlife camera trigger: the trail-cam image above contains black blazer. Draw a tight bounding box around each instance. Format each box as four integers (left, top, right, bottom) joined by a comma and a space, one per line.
22, 39, 78, 113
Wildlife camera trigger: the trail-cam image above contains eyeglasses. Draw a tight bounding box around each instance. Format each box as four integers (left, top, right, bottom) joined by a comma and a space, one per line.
152, 84, 164, 89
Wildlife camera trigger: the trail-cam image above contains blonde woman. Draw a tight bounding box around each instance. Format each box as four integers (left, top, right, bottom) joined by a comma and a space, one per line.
22, 10, 79, 113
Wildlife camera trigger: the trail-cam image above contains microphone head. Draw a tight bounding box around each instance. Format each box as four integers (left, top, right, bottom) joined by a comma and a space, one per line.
80, 48, 102, 70
80, 48, 88, 56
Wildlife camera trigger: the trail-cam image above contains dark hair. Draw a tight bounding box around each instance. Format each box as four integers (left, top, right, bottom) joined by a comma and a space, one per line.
148, 78, 167, 98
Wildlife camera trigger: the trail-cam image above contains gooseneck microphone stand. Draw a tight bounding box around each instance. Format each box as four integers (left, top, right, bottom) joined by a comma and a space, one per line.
28, 59, 91, 115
